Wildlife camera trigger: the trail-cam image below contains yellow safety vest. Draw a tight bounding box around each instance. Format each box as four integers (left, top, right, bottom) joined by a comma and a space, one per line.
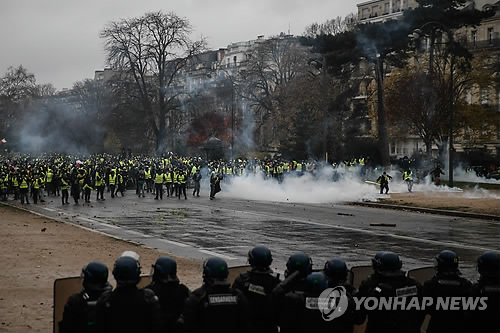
165, 173, 172, 183
154, 173, 164, 184
109, 174, 117, 185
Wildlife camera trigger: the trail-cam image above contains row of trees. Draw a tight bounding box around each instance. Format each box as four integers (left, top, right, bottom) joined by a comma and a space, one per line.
1, 0, 498, 164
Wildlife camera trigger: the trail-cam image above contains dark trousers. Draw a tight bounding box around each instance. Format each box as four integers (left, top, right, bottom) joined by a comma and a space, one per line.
84, 188, 91, 202
62, 189, 69, 204
166, 183, 172, 197
32, 188, 39, 204
380, 183, 389, 194
193, 182, 200, 196
155, 183, 163, 199
109, 185, 116, 198
20, 188, 29, 204
97, 186, 105, 200
178, 184, 187, 199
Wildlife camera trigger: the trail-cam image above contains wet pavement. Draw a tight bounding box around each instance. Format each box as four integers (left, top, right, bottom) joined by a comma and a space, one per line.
4, 188, 499, 280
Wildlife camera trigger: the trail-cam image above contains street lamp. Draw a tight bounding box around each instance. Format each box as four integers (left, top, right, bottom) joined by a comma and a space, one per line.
411, 22, 456, 187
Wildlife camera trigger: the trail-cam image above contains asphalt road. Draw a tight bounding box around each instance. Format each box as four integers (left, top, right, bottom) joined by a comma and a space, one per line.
5, 188, 499, 280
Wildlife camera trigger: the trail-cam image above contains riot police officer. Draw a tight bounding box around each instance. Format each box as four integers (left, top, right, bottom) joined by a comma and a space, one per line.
357, 252, 423, 333
179, 257, 249, 331
422, 250, 472, 333
232, 246, 281, 332
468, 251, 500, 332
357, 251, 386, 297
144, 257, 190, 331
59, 261, 112, 332
96, 256, 161, 332
279, 272, 337, 332
323, 258, 356, 294
272, 252, 313, 329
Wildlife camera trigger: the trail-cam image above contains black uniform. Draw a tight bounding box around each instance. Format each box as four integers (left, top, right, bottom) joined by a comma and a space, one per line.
181, 282, 249, 332
358, 273, 423, 333
468, 276, 500, 332
59, 285, 112, 333
145, 280, 190, 331
95, 285, 161, 332
422, 272, 472, 332
232, 268, 281, 332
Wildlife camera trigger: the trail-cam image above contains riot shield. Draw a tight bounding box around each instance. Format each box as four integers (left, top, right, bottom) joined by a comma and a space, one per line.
407, 266, 434, 285
53, 275, 152, 333
349, 265, 373, 289
227, 265, 251, 285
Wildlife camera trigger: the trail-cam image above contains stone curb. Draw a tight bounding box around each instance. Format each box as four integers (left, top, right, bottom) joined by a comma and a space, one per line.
348, 201, 500, 222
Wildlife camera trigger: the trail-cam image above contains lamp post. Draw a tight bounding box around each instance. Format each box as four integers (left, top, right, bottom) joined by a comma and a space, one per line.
412, 22, 456, 187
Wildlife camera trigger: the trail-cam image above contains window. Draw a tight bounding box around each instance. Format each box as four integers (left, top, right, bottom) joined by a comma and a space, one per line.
472, 30, 477, 45
481, 87, 489, 105
466, 89, 472, 105
488, 27, 494, 45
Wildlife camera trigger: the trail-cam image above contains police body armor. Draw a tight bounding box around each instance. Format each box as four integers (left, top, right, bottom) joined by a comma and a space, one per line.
232, 268, 280, 331
182, 283, 249, 331
365, 274, 423, 333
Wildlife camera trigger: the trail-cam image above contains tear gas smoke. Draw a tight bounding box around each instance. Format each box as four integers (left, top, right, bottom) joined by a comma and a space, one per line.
219, 165, 499, 204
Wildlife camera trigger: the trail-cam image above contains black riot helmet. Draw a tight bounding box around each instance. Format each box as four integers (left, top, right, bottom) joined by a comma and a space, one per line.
203, 257, 229, 282
435, 250, 460, 274
477, 251, 500, 279
371, 251, 387, 272
377, 252, 403, 277
152, 257, 178, 283
305, 272, 329, 294
324, 258, 348, 282
285, 252, 313, 278
112, 256, 141, 286
248, 246, 273, 268
82, 261, 109, 291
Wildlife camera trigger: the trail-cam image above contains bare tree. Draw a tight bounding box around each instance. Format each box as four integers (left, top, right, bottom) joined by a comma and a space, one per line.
303, 13, 357, 38
100, 11, 205, 153
236, 35, 311, 149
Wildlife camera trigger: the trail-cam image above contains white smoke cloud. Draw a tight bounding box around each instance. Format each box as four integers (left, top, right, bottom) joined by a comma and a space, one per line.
220, 165, 500, 204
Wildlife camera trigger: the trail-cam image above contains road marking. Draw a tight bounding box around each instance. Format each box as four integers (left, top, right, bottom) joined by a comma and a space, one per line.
157, 239, 189, 247
42, 207, 56, 212
124, 229, 151, 237
77, 217, 121, 229
198, 249, 237, 260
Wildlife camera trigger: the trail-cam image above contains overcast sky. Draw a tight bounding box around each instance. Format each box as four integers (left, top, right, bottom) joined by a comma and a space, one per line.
0, 0, 357, 90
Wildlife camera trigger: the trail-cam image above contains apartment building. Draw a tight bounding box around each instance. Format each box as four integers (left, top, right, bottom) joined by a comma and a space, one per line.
357, 0, 418, 23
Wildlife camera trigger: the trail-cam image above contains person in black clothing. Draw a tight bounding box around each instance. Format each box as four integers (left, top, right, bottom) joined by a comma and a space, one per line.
273, 252, 313, 330
59, 261, 112, 333
179, 257, 249, 332
144, 257, 190, 331
279, 272, 343, 333
357, 252, 423, 333
468, 251, 500, 332
422, 250, 472, 333
192, 169, 202, 197
232, 246, 281, 332
430, 164, 445, 186
209, 172, 222, 200
96, 256, 161, 332
376, 171, 392, 194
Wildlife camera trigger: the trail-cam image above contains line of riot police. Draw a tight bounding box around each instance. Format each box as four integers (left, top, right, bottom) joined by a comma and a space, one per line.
59, 247, 500, 333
